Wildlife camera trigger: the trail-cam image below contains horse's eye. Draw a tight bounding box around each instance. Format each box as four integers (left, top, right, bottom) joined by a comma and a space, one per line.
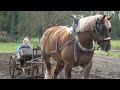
109, 28, 111, 32
102, 29, 105, 32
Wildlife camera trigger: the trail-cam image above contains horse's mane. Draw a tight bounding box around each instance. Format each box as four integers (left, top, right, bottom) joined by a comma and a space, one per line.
76, 14, 111, 32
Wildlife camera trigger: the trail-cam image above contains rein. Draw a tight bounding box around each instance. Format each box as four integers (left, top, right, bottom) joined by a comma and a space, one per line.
50, 26, 96, 54
75, 17, 111, 52
50, 29, 66, 53
50, 29, 75, 54
50, 17, 112, 54
49, 26, 95, 63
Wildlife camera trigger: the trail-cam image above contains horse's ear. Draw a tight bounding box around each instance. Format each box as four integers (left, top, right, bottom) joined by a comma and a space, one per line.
71, 14, 76, 19
102, 15, 106, 20
106, 16, 112, 20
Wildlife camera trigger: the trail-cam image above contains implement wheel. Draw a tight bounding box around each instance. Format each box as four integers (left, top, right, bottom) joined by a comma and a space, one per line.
9, 55, 16, 78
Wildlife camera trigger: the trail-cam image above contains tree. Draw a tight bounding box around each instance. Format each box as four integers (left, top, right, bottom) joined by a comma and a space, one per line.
0, 11, 120, 40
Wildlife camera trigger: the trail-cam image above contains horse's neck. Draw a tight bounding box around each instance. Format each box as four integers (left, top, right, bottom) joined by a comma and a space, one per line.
78, 32, 93, 49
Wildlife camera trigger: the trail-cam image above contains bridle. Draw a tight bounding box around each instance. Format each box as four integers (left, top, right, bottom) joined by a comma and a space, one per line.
50, 16, 111, 54
75, 17, 111, 52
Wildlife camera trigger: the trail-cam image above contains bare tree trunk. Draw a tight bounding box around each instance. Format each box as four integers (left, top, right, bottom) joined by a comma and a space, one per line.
42, 11, 45, 32
11, 12, 15, 36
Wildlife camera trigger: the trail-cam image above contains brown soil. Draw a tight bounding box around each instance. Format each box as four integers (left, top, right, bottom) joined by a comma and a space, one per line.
0, 53, 120, 79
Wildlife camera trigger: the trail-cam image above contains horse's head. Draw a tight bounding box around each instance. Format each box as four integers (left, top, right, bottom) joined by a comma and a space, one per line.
92, 15, 112, 52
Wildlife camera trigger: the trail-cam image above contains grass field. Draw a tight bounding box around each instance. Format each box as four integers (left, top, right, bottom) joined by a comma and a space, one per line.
95, 50, 120, 58
0, 39, 120, 58
110, 40, 120, 49
0, 38, 40, 53
94, 40, 120, 58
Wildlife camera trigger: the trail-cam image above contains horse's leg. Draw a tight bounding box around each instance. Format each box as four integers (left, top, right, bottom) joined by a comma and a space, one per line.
64, 62, 73, 79
54, 62, 64, 79
42, 55, 53, 79
83, 60, 93, 79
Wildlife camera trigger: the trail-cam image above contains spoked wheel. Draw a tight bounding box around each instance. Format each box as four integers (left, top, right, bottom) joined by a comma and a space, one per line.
9, 55, 16, 78
33, 63, 45, 78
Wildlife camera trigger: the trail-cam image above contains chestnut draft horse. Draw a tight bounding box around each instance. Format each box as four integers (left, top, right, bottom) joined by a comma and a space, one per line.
41, 14, 112, 79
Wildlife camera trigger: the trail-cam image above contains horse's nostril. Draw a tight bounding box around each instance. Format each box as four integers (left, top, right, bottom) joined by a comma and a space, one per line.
105, 50, 109, 52
105, 47, 111, 52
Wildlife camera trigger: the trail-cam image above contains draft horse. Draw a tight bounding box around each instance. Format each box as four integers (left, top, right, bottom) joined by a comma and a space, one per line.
41, 14, 112, 79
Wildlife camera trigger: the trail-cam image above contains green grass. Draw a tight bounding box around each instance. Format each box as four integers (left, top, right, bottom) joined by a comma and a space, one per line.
0, 43, 20, 53
95, 50, 120, 59
111, 40, 120, 49
0, 39, 120, 59
30, 38, 40, 43
0, 38, 40, 53
94, 40, 120, 58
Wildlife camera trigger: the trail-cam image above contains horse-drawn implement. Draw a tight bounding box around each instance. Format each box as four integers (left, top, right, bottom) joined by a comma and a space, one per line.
9, 48, 46, 79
